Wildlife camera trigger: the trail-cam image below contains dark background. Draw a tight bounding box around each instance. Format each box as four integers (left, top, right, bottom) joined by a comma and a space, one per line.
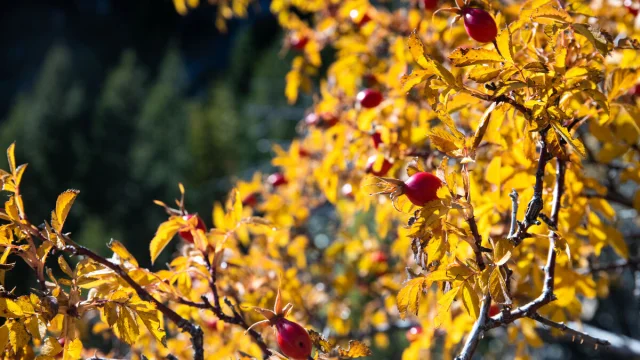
0, 0, 310, 267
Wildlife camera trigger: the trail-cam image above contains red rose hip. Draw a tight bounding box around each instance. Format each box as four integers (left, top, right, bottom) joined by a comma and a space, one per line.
290, 35, 309, 51
488, 304, 500, 317
178, 214, 207, 243
406, 326, 423, 342
275, 318, 312, 360
371, 132, 382, 149
268, 173, 288, 187
403, 172, 443, 206
462, 8, 498, 43
423, 0, 438, 11
365, 155, 393, 176
371, 250, 388, 263
357, 89, 383, 108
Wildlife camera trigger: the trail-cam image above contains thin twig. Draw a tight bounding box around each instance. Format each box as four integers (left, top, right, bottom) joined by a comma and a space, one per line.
530, 313, 610, 348
63, 242, 205, 360
484, 158, 565, 332
509, 130, 550, 245
455, 294, 492, 360
508, 189, 519, 238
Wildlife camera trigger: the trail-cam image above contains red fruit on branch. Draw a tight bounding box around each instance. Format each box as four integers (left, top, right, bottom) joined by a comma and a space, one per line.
305, 113, 320, 126
341, 183, 354, 198
298, 147, 310, 157
350, 9, 371, 27
625, 0, 639, 16
268, 173, 288, 187
275, 318, 313, 360
406, 326, 423, 342
423, 0, 438, 11
630, 83, 640, 96
365, 155, 393, 176
370, 250, 388, 263
242, 193, 259, 207
290, 35, 309, 51
305, 112, 339, 128
462, 8, 498, 43
403, 172, 443, 206
371, 132, 382, 149
488, 304, 500, 317
357, 89, 383, 108
178, 214, 207, 243
205, 319, 219, 331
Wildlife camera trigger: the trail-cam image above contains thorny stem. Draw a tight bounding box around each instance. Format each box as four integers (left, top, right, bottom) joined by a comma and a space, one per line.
62, 241, 205, 360
529, 313, 610, 348
455, 294, 492, 360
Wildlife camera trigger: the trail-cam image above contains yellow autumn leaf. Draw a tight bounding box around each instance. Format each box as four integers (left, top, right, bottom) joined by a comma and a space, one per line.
496, 28, 514, 63
468, 66, 501, 83
428, 127, 462, 155
113, 305, 140, 345
6, 143, 16, 174
449, 48, 503, 67
62, 338, 82, 360
550, 121, 586, 158
435, 110, 465, 140
401, 69, 432, 92
530, 3, 572, 24
489, 268, 511, 304
408, 31, 456, 86
52, 189, 80, 233
58, 256, 74, 278
40, 337, 63, 357
337, 340, 373, 358
149, 217, 183, 264
460, 282, 480, 319
108, 239, 139, 267
397, 277, 429, 319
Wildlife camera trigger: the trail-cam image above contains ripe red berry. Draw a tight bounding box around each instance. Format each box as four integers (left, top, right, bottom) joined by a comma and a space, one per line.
625, 0, 639, 16
275, 318, 312, 360
462, 8, 498, 43
205, 319, 218, 330
298, 147, 310, 157
371, 132, 382, 149
488, 304, 500, 317
341, 183, 354, 198
321, 113, 339, 127
423, 0, 438, 11
406, 326, 423, 342
371, 250, 388, 263
365, 155, 393, 176
630, 83, 640, 96
305, 113, 320, 126
268, 173, 288, 187
242, 193, 258, 207
350, 9, 371, 27
403, 172, 443, 206
178, 214, 207, 243
290, 36, 309, 51
357, 89, 383, 108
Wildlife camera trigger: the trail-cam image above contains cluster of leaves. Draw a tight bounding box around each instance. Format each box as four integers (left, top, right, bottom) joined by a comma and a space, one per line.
0, 0, 639, 359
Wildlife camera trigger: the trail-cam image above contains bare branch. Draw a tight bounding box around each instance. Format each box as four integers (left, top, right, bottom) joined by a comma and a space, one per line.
530, 313, 610, 349
508, 189, 519, 238
64, 242, 205, 360
509, 130, 550, 245
455, 294, 492, 360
